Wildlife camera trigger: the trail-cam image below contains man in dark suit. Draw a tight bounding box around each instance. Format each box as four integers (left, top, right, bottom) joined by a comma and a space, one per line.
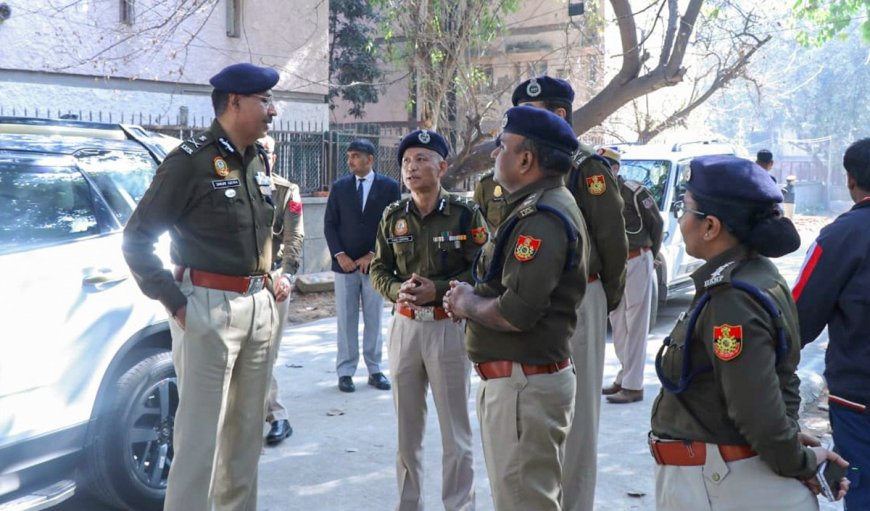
324, 139, 402, 393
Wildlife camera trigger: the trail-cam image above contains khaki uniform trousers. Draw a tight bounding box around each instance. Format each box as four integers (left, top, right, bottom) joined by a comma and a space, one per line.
655, 446, 818, 511
478, 363, 575, 511
608, 250, 654, 391
265, 297, 290, 422
561, 280, 607, 511
388, 314, 475, 511
165, 270, 278, 511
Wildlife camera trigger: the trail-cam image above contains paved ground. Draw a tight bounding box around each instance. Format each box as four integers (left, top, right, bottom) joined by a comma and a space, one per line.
59, 214, 842, 510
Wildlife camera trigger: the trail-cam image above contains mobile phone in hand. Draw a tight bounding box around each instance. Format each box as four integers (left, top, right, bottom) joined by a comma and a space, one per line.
817, 459, 848, 501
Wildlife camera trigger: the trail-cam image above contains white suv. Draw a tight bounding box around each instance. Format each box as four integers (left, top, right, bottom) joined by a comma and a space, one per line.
618, 142, 740, 315
0, 117, 178, 511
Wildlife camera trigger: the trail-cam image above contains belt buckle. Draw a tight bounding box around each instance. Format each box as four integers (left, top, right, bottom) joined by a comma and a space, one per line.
246, 276, 266, 295
415, 307, 435, 322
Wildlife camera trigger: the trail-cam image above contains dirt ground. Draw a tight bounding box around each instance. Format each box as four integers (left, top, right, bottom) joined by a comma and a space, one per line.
286, 289, 338, 324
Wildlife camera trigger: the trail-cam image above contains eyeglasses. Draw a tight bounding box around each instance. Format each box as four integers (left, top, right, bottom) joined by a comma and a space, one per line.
672, 200, 707, 219
247, 94, 274, 108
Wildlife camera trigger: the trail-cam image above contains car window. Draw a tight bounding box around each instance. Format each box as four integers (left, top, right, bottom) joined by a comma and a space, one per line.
619, 159, 671, 210
76, 149, 157, 225
0, 161, 99, 254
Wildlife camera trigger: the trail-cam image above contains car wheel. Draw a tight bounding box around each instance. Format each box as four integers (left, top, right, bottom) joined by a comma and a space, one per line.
84, 351, 177, 511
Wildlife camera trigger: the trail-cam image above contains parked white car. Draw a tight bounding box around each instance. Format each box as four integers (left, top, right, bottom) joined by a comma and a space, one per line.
0, 117, 179, 511
617, 141, 740, 317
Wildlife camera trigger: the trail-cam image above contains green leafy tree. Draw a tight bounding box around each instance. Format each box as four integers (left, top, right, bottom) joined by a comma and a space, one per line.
794, 0, 870, 44
329, 0, 383, 118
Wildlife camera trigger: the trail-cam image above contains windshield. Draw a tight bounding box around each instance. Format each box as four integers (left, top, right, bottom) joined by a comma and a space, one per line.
619, 159, 672, 210
76, 149, 158, 225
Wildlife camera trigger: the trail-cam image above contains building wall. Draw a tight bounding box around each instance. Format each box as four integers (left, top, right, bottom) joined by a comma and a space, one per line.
330, 0, 604, 130
0, 0, 329, 127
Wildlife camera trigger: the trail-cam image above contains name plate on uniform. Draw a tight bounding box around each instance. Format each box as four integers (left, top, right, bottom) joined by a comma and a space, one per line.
388, 235, 414, 244
212, 178, 241, 190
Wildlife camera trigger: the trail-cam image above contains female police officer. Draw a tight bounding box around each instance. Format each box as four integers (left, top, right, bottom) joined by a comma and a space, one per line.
649, 155, 848, 510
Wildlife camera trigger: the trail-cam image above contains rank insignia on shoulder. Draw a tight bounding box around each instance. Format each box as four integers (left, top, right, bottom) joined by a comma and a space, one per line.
514, 235, 541, 262
472, 226, 488, 245
213, 156, 229, 177
394, 218, 409, 236
713, 324, 743, 361
586, 175, 606, 196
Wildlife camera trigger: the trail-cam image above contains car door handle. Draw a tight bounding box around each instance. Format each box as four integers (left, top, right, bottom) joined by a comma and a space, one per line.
83, 269, 129, 286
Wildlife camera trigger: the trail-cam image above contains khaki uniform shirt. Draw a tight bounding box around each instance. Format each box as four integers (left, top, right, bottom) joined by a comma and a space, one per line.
619, 176, 664, 256
473, 170, 508, 232
271, 175, 304, 275
650, 245, 817, 479
123, 120, 274, 314
567, 152, 628, 311
370, 188, 487, 305
466, 175, 589, 365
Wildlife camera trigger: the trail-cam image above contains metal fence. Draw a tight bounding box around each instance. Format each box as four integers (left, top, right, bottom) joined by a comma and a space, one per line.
2, 108, 468, 194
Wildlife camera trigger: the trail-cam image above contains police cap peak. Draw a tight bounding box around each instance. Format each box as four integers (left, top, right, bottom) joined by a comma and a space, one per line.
687, 155, 783, 203
397, 129, 449, 165
501, 105, 579, 157
209, 63, 279, 94
347, 138, 376, 156
512, 75, 575, 107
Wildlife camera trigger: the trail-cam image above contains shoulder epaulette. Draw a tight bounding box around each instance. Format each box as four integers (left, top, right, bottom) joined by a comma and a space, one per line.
704, 261, 736, 289
177, 131, 215, 157
515, 192, 542, 219
478, 170, 494, 182
448, 194, 479, 212
624, 179, 643, 192
383, 199, 407, 219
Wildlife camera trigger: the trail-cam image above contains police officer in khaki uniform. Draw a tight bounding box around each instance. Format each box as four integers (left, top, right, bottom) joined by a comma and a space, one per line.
598, 147, 663, 404
510, 76, 628, 511
259, 135, 304, 445
473, 170, 508, 231
370, 129, 486, 511
123, 63, 289, 511
444, 106, 588, 511
651, 155, 849, 510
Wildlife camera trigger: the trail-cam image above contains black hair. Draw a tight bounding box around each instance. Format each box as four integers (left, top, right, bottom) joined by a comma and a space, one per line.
212, 90, 230, 116
693, 193, 800, 258
756, 149, 773, 165
518, 137, 573, 175
544, 100, 573, 127
843, 137, 870, 190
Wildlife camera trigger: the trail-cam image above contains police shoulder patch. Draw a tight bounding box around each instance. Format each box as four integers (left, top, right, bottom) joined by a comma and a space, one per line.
713, 324, 743, 361
586, 174, 606, 196
472, 226, 488, 245
514, 235, 541, 262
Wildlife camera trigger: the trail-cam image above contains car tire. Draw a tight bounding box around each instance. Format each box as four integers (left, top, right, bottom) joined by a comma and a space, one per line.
84, 350, 177, 511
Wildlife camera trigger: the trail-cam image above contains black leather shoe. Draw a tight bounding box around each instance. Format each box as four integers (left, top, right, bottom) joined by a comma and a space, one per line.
265, 419, 292, 445
338, 376, 355, 393
368, 372, 391, 391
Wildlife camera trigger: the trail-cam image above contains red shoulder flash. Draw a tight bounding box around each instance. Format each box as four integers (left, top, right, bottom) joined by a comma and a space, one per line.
472, 226, 488, 245
288, 201, 303, 214
586, 175, 606, 196
713, 324, 743, 361
514, 235, 541, 262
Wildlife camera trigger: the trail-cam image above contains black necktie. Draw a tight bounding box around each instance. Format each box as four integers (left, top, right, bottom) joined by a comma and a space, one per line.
357, 178, 365, 211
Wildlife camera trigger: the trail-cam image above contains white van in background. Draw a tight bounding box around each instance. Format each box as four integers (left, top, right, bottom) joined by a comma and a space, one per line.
617, 141, 740, 316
